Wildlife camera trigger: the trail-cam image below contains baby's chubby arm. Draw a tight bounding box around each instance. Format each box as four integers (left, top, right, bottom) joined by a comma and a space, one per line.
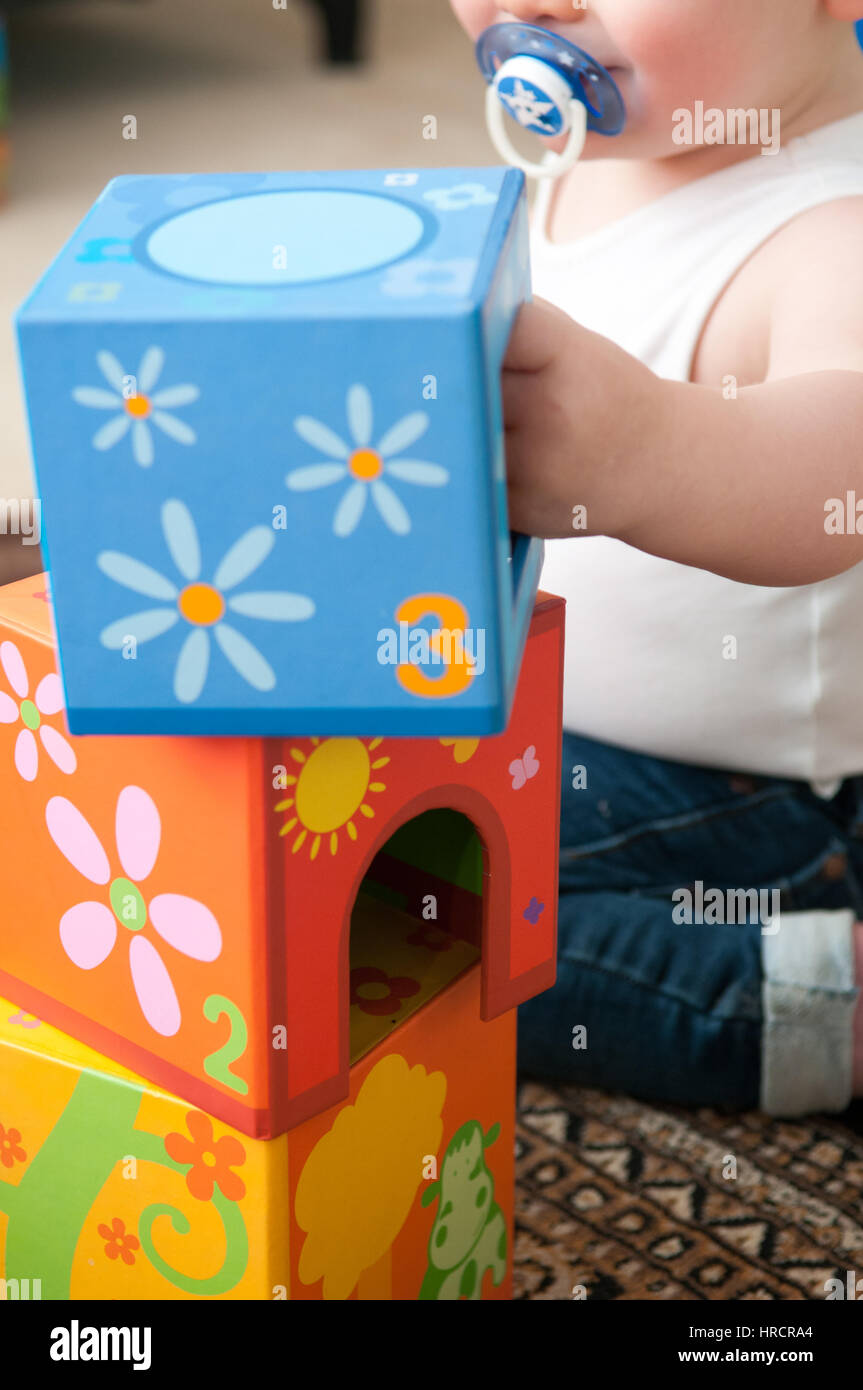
503, 198, 863, 587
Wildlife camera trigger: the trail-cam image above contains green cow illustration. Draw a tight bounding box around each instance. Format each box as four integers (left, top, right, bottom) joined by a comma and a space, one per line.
418, 1119, 507, 1300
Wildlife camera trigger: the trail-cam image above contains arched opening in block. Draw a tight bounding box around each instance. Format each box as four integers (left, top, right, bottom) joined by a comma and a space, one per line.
348, 808, 484, 1065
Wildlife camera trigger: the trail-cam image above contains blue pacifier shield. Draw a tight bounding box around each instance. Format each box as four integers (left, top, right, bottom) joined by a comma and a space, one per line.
476, 21, 626, 137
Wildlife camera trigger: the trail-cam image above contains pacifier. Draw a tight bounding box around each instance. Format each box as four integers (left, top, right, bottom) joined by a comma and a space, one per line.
476, 22, 626, 179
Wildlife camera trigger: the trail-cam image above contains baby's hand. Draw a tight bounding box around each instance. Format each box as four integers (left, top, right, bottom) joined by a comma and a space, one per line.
502, 297, 659, 540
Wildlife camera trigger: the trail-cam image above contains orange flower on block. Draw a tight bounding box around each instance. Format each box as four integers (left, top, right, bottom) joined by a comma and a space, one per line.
97, 1217, 140, 1266
164, 1110, 246, 1203
350, 966, 420, 1016
0, 1123, 26, 1169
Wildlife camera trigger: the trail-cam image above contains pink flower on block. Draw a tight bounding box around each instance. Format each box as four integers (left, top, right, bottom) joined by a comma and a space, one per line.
45, 786, 222, 1037
0, 641, 77, 783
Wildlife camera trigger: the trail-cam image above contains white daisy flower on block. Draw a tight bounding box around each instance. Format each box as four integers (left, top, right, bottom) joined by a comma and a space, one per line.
286, 384, 449, 537
72, 346, 199, 467
98, 500, 315, 704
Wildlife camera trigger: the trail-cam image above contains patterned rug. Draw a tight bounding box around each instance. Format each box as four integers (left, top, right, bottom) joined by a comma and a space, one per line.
513, 1082, 863, 1300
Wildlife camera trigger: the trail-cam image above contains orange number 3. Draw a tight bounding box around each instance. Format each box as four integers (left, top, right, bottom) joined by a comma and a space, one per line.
395, 593, 475, 700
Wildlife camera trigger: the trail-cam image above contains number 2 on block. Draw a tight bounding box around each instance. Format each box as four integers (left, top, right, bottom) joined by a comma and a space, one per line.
203, 994, 249, 1095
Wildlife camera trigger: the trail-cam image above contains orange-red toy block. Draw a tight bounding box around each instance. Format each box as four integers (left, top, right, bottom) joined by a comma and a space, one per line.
0, 576, 563, 1139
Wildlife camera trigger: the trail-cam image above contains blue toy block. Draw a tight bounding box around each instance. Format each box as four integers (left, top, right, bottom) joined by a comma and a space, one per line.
15, 169, 541, 738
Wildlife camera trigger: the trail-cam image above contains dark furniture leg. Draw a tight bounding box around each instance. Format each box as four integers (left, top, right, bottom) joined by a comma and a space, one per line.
310, 0, 364, 64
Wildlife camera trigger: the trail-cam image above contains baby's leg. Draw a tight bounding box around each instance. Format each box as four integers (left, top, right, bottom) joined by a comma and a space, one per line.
852, 924, 863, 1093
518, 885, 764, 1107
518, 734, 862, 1114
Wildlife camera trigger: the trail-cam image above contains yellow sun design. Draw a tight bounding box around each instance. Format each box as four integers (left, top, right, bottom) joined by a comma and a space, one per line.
275, 737, 389, 861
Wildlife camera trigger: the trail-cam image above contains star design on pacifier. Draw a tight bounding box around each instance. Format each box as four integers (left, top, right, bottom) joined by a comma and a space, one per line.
499, 78, 558, 131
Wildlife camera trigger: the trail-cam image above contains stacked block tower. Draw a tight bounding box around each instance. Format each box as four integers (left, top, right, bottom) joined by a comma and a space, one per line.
0, 169, 564, 1300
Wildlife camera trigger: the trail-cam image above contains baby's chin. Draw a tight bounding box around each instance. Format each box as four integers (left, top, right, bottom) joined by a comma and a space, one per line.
523, 137, 664, 170
536, 129, 641, 163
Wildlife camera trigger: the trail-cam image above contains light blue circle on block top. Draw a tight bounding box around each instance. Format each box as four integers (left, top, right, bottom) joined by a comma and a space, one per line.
142, 190, 429, 286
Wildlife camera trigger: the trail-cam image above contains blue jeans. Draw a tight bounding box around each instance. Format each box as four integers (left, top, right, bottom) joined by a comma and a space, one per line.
518, 733, 863, 1113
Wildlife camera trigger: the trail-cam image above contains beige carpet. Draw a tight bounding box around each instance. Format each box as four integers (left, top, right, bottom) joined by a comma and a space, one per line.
1, 0, 496, 504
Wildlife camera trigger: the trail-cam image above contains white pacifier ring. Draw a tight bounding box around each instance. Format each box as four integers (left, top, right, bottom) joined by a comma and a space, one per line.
477, 22, 625, 181
485, 75, 587, 180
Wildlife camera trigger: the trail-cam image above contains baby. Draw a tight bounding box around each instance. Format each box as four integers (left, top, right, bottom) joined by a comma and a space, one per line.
451, 0, 863, 1116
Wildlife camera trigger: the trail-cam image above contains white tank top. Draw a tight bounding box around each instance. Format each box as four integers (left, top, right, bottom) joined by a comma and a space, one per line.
533, 112, 863, 790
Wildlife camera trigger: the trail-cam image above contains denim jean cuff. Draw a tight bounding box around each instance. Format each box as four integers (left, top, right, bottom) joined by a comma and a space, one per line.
761, 909, 858, 1116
